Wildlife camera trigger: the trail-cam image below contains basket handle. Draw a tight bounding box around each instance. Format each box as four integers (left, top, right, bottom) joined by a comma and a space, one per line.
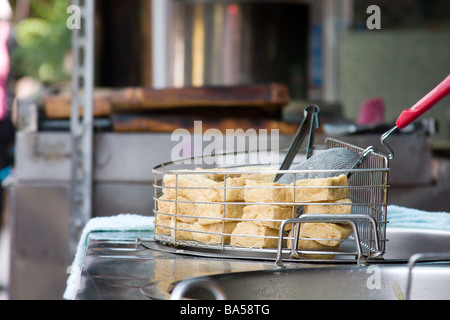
396, 74, 450, 129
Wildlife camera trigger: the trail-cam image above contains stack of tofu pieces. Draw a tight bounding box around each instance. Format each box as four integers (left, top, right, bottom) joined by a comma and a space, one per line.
155, 167, 353, 258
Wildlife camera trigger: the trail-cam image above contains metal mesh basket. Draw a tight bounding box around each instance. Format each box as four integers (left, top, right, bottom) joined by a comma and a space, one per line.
152, 138, 389, 263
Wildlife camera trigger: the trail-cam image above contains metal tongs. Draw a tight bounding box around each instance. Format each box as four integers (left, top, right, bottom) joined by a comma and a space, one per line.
272, 105, 320, 257
273, 105, 320, 182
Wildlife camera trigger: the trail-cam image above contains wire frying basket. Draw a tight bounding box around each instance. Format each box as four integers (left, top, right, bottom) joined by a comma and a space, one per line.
152, 138, 389, 264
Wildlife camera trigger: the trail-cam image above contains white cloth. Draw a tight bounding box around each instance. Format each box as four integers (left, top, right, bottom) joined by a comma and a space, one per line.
387, 205, 450, 230
63, 214, 154, 300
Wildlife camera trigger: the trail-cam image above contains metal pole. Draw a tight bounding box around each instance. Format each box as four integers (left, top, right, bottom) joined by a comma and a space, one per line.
70, 0, 94, 254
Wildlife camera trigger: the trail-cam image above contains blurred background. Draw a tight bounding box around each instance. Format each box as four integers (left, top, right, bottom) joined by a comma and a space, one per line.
0, 0, 449, 299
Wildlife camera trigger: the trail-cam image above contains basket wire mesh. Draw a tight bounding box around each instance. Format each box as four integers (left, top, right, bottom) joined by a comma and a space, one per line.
152, 138, 389, 262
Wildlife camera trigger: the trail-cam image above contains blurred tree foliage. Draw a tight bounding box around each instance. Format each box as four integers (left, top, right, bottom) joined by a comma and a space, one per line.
10, 0, 71, 83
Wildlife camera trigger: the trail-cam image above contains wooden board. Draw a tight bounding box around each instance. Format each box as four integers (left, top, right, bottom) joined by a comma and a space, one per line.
111, 114, 303, 135
109, 83, 289, 110
43, 83, 289, 119
44, 90, 112, 118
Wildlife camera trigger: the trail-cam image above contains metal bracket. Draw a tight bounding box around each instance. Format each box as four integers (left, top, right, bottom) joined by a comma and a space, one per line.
70, 0, 95, 254
170, 278, 228, 300
275, 214, 381, 268
405, 252, 450, 300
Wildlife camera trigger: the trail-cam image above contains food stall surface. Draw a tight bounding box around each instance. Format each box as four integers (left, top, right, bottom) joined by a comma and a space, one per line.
68, 206, 450, 300
71, 231, 279, 300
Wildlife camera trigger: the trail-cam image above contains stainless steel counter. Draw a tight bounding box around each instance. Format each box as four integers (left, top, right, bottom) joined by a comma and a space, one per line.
73, 226, 450, 300
74, 230, 369, 300
74, 231, 280, 300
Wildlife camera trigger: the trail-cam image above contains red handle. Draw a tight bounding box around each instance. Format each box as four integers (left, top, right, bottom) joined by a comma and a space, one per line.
396, 74, 450, 129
